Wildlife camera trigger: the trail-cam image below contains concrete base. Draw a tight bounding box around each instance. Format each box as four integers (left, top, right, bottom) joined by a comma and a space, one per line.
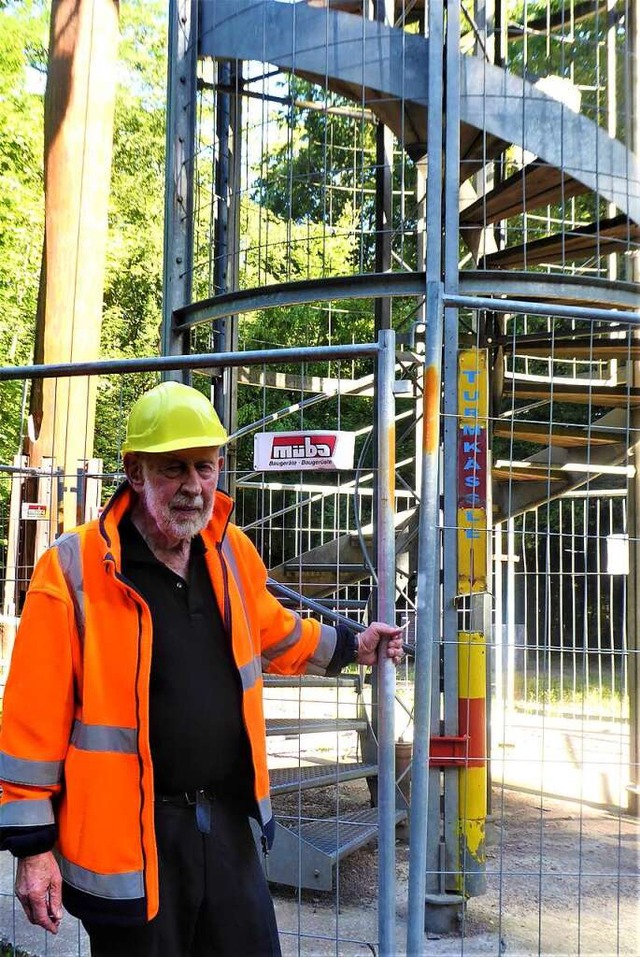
424, 893, 465, 935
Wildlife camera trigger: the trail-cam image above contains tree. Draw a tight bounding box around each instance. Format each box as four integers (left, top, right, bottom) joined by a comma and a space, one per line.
95, 0, 167, 475
27, 0, 120, 532
0, 0, 167, 480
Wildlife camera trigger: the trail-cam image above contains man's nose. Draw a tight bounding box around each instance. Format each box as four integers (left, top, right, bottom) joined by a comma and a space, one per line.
180, 464, 202, 493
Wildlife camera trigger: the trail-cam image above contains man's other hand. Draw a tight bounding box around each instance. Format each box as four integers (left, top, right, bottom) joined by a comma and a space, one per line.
357, 622, 404, 666
15, 851, 63, 934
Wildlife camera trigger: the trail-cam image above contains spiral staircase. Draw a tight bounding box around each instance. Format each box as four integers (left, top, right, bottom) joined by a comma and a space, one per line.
186, 0, 640, 889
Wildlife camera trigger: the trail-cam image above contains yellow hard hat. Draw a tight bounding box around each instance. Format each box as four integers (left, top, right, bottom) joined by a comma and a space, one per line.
122, 381, 228, 454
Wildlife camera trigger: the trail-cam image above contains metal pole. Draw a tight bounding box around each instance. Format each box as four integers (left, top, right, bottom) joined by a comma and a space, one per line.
161, 0, 197, 370
374, 0, 395, 332
444, 293, 640, 326
212, 60, 238, 496
376, 328, 397, 957
626, 0, 639, 817
494, 523, 504, 706
406, 0, 448, 943
222, 62, 243, 501
409, 283, 445, 949
0, 342, 380, 382
506, 517, 516, 709
407, 0, 445, 945
442, 0, 467, 906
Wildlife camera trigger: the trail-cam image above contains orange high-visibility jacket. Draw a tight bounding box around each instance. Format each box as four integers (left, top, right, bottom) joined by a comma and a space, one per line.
0, 484, 339, 925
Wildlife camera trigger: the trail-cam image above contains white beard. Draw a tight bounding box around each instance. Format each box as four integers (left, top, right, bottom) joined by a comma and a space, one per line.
141, 485, 213, 541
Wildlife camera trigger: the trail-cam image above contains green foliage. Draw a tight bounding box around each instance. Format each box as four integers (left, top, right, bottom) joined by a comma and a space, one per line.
0, 0, 168, 479
0, 940, 29, 957
253, 77, 377, 228
0, 1, 48, 464
505, 0, 624, 132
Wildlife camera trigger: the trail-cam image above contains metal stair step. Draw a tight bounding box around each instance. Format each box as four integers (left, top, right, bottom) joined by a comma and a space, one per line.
262, 807, 408, 889
266, 717, 368, 736
460, 160, 587, 226
292, 807, 407, 859
270, 761, 377, 795
263, 674, 360, 690
481, 214, 640, 269
493, 419, 623, 448
501, 334, 640, 363
283, 562, 368, 573
507, 380, 640, 408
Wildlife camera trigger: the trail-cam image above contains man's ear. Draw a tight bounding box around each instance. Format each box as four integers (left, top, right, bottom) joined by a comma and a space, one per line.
123, 453, 145, 491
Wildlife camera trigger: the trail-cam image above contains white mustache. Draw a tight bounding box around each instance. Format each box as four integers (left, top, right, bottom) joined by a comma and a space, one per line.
172, 495, 204, 509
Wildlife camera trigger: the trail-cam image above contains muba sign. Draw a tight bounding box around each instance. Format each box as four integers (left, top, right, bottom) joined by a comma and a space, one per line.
254, 431, 355, 471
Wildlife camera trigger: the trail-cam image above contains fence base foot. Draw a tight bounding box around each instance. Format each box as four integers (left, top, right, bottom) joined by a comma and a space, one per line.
424, 893, 465, 935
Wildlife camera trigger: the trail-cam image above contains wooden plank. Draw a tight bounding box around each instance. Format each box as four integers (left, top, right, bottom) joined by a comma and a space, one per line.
460, 161, 588, 225
501, 336, 640, 362
481, 215, 640, 269
237, 366, 373, 395
493, 420, 622, 448
492, 466, 564, 483
506, 380, 640, 407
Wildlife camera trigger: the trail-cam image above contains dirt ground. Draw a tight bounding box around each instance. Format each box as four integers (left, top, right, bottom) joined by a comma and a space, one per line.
270, 782, 639, 957
0, 782, 637, 956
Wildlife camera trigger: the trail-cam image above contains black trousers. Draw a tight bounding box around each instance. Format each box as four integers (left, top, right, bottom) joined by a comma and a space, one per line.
85, 796, 282, 957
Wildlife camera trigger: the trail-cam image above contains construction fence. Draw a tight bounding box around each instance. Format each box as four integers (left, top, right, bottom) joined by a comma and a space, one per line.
0, 322, 637, 955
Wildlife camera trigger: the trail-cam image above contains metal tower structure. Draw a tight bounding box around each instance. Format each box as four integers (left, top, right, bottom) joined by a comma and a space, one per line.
160, 1, 639, 952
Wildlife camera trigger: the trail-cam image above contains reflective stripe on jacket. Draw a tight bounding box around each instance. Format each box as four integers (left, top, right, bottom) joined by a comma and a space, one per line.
0, 483, 337, 925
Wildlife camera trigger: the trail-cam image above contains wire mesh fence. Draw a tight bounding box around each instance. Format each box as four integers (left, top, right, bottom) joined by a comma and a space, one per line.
1, 0, 639, 954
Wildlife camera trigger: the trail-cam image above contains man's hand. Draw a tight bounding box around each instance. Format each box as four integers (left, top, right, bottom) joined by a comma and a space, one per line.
15, 851, 63, 934
357, 622, 405, 666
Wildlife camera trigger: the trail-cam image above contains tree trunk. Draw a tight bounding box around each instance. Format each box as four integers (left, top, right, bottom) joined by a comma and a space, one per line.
29, 0, 119, 534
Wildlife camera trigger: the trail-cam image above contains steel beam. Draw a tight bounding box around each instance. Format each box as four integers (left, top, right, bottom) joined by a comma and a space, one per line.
173, 272, 640, 330
162, 0, 198, 370
0, 344, 380, 382
375, 328, 398, 957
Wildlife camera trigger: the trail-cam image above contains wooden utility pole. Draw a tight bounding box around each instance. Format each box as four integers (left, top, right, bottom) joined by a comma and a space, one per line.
28, 0, 119, 533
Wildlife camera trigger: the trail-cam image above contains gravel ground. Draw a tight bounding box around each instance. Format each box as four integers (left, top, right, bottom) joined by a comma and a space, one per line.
271, 782, 639, 957
0, 782, 637, 956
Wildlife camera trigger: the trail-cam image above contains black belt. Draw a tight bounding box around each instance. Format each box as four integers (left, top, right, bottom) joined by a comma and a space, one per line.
155, 787, 218, 833
155, 787, 217, 807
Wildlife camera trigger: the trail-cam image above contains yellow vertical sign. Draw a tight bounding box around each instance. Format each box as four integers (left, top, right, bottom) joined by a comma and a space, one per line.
457, 349, 489, 593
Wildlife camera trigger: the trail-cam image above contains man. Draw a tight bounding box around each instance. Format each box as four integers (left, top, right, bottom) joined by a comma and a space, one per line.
0, 381, 403, 956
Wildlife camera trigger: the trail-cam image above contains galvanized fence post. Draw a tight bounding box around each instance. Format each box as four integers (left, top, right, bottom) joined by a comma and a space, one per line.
407, 280, 445, 955
407, 0, 446, 948
376, 327, 398, 957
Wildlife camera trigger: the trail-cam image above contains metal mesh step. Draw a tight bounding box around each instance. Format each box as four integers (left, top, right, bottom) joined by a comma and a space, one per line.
266, 717, 367, 736
280, 807, 407, 860
263, 674, 360, 690
262, 807, 407, 890
270, 761, 377, 794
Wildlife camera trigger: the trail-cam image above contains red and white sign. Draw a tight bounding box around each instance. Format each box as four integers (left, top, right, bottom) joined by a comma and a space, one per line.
254, 431, 355, 471
21, 502, 49, 521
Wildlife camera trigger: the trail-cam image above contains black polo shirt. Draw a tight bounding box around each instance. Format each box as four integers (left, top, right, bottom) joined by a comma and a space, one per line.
119, 514, 252, 796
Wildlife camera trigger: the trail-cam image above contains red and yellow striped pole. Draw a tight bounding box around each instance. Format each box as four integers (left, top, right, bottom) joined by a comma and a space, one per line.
457, 631, 487, 895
